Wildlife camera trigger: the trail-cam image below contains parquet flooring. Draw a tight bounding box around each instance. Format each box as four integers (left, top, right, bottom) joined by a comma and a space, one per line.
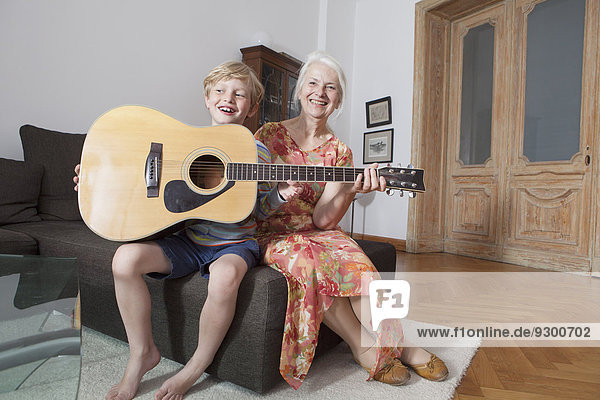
395, 252, 600, 400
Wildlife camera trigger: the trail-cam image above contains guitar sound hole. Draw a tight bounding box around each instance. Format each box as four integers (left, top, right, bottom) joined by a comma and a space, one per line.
189, 155, 224, 189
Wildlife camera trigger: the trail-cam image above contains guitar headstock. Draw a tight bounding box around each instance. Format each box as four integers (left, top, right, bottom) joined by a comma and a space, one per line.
378, 165, 425, 194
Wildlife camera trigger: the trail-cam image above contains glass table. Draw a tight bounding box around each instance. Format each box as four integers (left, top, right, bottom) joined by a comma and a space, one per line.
0, 254, 80, 398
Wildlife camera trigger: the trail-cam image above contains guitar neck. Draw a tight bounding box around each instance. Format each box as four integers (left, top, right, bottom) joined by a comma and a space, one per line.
227, 163, 368, 183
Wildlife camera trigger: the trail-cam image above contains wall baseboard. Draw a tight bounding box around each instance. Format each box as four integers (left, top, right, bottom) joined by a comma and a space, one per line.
350, 233, 406, 252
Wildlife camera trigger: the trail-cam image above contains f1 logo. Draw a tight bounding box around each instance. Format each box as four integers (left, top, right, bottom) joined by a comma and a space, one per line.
369, 280, 410, 331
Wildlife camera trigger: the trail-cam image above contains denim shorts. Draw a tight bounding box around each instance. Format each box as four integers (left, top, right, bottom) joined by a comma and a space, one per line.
150, 231, 260, 280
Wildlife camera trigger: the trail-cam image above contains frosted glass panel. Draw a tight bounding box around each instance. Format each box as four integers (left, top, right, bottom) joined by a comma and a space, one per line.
460, 23, 494, 165
523, 0, 585, 162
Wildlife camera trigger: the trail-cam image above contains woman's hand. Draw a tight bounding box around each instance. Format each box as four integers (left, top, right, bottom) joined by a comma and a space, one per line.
313, 164, 385, 230
277, 180, 303, 201
351, 163, 386, 194
73, 164, 80, 192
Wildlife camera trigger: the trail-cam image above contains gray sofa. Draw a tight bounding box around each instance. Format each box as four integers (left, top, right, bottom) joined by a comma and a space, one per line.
0, 124, 397, 393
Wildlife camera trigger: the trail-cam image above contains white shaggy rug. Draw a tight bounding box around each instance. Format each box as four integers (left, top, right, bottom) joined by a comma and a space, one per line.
78, 326, 479, 400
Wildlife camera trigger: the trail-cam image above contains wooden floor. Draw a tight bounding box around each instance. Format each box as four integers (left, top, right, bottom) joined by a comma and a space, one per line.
395, 252, 600, 400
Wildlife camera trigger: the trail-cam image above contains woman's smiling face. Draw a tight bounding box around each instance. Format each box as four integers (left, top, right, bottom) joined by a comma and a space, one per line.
297, 62, 340, 121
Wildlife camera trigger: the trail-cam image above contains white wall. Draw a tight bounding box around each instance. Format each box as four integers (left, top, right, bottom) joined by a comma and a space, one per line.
0, 0, 319, 159
327, 0, 419, 239
1, 0, 420, 240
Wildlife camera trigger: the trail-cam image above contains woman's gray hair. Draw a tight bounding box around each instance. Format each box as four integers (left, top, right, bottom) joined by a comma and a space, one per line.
294, 50, 347, 116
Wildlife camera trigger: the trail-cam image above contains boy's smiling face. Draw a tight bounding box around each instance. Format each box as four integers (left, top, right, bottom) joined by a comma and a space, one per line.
205, 78, 258, 126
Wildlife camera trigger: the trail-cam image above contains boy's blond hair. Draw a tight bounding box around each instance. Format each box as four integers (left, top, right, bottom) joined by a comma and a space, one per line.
203, 61, 264, 107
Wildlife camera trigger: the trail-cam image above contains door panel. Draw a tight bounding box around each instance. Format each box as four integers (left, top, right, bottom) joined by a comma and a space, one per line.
513, 186, 582, 246
521, 0, 585, 162
445, 3, 509, 258
452, 186, 494, 236
441, 0, 598, 272
504, 0, 594, 270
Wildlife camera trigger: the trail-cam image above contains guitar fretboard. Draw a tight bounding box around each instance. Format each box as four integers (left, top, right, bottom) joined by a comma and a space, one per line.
227, 163, 369, 183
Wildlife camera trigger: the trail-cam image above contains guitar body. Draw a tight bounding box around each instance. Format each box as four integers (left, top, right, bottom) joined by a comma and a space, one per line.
79, 105, 258, 241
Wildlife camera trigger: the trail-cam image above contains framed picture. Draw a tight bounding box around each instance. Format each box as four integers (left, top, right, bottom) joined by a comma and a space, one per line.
363, 129, 394, 164
365, 96, 392, 128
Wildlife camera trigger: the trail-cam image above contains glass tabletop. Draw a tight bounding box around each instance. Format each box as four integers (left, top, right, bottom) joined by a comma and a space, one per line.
0, 254, 80, 398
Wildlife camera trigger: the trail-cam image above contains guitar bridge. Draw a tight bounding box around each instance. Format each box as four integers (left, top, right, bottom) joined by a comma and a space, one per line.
145, 142, 162, 197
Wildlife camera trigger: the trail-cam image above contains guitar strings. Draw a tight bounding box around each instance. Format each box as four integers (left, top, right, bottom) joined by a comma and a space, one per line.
159, 160, 369, 172
155, 161, 389, 181
150, 161, 417, 189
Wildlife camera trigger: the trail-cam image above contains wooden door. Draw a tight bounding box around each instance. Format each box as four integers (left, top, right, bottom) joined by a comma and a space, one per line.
444, 3, 511, 260
440, 0, 599, 272
502, 0, 598, 272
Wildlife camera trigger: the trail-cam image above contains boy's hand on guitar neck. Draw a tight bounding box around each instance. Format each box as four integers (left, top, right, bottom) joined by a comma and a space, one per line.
277, 180, 303, 201
73, 164, 80, 192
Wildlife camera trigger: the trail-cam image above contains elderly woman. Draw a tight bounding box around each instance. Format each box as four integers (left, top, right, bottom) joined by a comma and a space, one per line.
254, 51, 448, 389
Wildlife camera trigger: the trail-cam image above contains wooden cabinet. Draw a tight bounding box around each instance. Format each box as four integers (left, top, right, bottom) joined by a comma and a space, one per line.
240, 45, 302, 133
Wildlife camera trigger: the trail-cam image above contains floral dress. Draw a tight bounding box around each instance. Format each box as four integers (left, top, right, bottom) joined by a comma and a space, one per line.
254, 122, 403, 389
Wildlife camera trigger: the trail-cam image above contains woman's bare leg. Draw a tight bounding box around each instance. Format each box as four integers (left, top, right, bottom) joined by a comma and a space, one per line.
348, 295, 435, 365
323, 297, 378, 368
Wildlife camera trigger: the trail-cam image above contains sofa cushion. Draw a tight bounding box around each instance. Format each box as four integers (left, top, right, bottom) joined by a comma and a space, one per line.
354, 239, 396, 273
0, 228, 38, 255
0, 158, 43, 225
20, 125, 85, 221
2, 220, 120, 257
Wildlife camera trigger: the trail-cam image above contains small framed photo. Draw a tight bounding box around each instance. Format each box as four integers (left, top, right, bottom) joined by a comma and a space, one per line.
366, 96, 392, 128
363, 129, 394, 164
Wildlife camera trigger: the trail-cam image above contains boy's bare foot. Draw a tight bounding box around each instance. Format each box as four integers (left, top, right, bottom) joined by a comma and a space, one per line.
154, 358, 206, 400
106, 346, 161, 400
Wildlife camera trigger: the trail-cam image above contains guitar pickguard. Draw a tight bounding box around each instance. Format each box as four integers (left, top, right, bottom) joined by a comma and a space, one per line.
164, 180, 235, 213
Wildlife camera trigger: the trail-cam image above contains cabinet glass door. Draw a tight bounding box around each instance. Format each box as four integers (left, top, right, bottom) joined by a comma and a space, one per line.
260, 63, 283, 125
287, 75, 300, 119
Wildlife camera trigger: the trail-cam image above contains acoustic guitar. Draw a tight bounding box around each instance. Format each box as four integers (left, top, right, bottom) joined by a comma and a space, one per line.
78, 105, 425, 241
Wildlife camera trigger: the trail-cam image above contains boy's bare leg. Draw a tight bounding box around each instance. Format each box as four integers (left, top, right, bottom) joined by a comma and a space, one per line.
155, 254, 247, 400
106, 242, 171, 400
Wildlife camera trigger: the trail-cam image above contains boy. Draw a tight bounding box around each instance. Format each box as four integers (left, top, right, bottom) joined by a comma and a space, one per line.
75, 61, 300, 400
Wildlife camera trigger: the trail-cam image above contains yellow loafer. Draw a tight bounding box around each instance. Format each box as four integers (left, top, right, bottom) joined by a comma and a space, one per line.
355, 357, 411, 386
405, 351, 448, 381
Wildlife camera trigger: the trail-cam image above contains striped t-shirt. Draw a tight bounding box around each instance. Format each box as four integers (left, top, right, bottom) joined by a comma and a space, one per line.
185, 140, 284, 246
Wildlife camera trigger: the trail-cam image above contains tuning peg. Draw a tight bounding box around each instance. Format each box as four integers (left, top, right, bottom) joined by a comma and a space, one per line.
408, 192, 416, 198
407, 163, 414, 169
398, 190, 404, 197
386, 189, 395, 196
